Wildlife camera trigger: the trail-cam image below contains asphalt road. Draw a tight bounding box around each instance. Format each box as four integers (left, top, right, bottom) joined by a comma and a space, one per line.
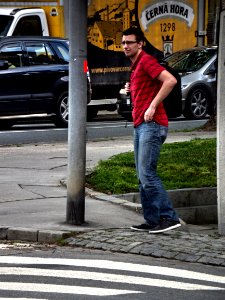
0, 114, 207, 145
0, 244, 224, 300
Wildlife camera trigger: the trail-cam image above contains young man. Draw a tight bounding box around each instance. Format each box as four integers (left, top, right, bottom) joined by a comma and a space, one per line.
122, 27, 181, 233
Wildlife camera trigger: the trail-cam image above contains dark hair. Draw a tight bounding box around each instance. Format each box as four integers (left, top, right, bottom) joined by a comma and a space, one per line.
122, 27, 145, 43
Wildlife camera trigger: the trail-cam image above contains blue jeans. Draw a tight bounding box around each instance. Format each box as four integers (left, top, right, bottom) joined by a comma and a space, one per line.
134, 121, 179, 225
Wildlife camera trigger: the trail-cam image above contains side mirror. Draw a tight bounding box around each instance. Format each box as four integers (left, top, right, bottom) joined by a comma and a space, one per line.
204, 61, 217, 76
204, 68, 216, 76
0, 60, 9, 70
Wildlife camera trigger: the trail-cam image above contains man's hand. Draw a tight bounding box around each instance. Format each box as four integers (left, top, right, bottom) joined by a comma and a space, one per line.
144, 106, 156, 122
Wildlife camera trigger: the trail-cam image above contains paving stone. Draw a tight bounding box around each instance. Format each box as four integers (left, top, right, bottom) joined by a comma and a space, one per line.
120, 242, 143, 252
129, 245, 143, 254
159, 251, 178, 259
71, 239, 90, 247
205, 257, 225, 266
198, 256, 214, 265
110, 244, 125, 252
64, 226, 225, 268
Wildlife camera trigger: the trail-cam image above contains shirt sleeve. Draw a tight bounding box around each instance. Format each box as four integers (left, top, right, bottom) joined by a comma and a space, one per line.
142, 54, 165, 79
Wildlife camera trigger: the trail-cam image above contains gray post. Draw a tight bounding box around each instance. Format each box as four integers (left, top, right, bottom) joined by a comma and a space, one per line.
62, 0, 69, 38
197, 0, 206, 46
66, 0, 87, 225
217, 10, 225, 235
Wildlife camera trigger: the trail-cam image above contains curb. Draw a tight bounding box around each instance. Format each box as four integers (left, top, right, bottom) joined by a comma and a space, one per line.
0, 226, 72, 243
0, 187, 217, 244
85, 187, 218, 225
0, 187, 140, 244
0, 188, 141, 244
85, 187, 142, 214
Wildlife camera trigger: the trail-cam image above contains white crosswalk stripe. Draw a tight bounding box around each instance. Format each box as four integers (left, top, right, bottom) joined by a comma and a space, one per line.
0, 299, 47, 300
0, 282, 141, 296
0, 256, 224, 299
0, 267, 224, 291
1, 256, 225, 285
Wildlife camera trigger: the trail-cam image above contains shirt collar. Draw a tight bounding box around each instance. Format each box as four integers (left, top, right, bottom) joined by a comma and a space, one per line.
131, 50, 146, 70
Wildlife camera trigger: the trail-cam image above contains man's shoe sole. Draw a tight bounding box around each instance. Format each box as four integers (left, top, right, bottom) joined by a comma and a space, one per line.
130, 226, 150, 232
149, 223, 181, 234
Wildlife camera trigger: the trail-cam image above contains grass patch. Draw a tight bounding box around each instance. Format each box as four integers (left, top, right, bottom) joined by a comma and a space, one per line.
86, 138, 216, 195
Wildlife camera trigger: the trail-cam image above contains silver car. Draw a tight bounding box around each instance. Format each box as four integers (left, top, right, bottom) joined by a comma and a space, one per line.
164, 46, 217, 119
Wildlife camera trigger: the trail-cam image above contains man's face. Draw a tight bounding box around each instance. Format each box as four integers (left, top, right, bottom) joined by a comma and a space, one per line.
121, 34, 142, 58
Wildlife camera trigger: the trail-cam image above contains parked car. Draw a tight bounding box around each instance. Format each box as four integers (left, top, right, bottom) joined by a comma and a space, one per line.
0, 36, 91, 128
164, 46, 217, 119
117, 46, 217, 121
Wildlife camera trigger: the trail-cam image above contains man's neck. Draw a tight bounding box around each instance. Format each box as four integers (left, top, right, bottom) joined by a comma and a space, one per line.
130, 49, 142, 63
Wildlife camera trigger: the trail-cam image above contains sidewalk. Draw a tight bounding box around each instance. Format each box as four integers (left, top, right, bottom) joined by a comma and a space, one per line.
0, 128, 224, 267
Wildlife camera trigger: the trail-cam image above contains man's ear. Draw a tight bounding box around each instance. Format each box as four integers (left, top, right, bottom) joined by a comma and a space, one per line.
139, 41, 144, 48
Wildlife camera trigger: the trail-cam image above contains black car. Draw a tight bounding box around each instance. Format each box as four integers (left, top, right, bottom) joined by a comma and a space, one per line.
0, 36, 91, 128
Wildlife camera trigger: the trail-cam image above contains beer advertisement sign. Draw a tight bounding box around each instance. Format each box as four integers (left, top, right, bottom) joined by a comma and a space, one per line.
88, 0, 198, 55
138, 0, 197, 55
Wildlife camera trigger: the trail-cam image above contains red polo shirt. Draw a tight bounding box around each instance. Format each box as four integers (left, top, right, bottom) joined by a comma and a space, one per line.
130, 50, 168, 127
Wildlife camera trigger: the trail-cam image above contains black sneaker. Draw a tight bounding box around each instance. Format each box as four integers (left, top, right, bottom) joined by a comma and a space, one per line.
130, 223, 156, 231
149, 219, 181, 234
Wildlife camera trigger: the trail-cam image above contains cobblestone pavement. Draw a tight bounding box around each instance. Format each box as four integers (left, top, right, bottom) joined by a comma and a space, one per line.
66, 227, 225, 267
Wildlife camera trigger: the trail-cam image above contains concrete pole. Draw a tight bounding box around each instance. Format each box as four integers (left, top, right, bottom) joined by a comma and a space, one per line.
62, 0, 69, 38
66, 0, 87, 225
217, 10, 225, 235
197, 0, 205, 46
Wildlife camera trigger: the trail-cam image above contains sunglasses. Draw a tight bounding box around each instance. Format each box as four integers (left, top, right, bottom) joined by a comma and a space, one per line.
121, 41, 137, 46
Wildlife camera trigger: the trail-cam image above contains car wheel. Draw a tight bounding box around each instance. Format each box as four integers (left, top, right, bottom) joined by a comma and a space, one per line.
53, 91, 69, 127
183, 86, 209, 119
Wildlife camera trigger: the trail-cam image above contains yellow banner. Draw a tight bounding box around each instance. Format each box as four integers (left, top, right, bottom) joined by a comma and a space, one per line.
138, 0, 198, 54
88, 0, 199, 54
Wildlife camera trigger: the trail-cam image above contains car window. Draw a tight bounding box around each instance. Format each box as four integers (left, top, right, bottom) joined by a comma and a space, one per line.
52, 41, 69, 63
12, 16, 43, 36
164, 49, 217, 72
0, 43, 23, 68
0, 15, 14, 37
25, 42, 58, 65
